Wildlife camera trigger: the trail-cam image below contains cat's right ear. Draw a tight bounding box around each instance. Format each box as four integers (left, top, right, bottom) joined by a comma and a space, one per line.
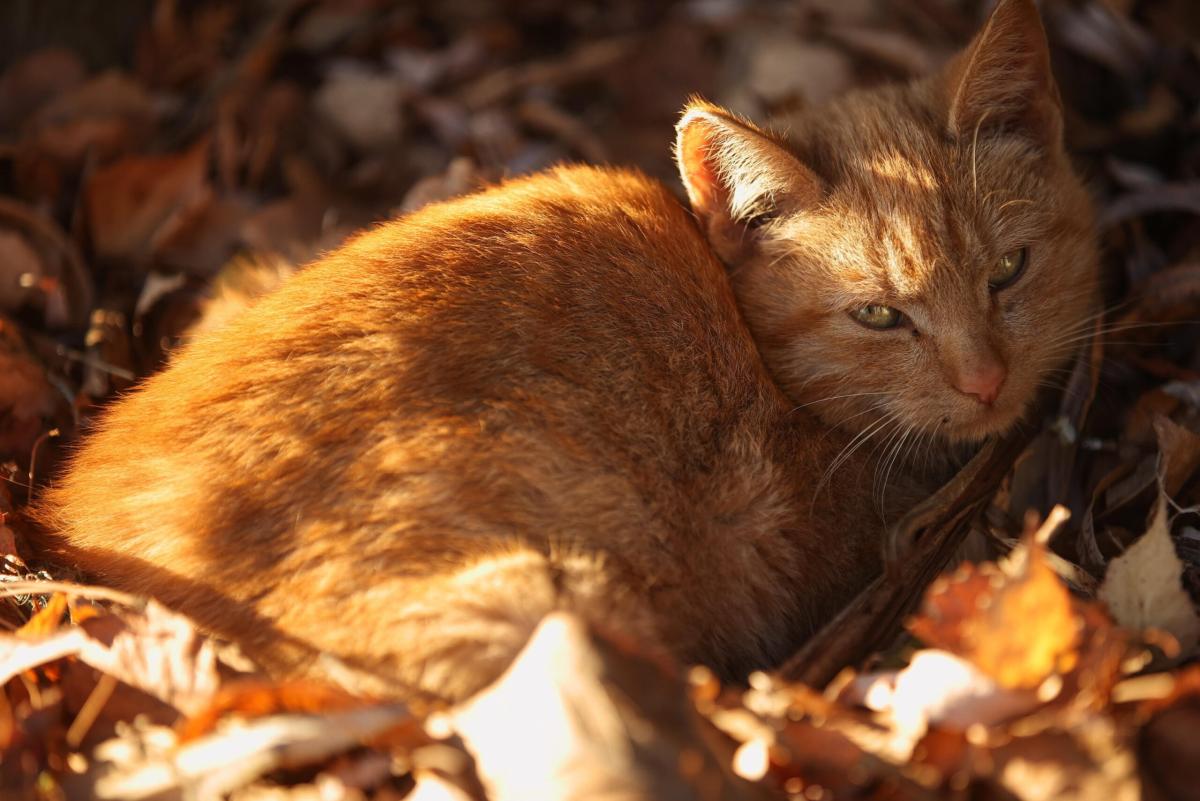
675, 100, 822, 266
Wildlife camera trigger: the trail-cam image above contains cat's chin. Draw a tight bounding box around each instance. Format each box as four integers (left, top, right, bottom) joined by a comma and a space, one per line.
943, 404, 1026, 446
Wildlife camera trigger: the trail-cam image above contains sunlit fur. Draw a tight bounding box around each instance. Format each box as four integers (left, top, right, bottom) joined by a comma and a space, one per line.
36, 167, 912, 703
677, 0, 1098, 459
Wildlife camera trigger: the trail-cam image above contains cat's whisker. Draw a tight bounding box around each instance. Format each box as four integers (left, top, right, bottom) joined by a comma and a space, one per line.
874, 424, 914, 516
813, 410, 901, 506
969, 108, 989, 202
921, 420, 945, 474
1040, 319, 1200, 350
1030, 301, 1136, 347
869, 420, 907, 484
789, 390, 891, 412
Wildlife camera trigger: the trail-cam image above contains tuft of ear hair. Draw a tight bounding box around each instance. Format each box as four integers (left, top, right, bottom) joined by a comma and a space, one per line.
942, 0, 1063, 149
674, 99, 822, 266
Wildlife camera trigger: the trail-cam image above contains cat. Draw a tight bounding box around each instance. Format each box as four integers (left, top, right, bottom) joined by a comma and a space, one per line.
34, 0, 1097, 704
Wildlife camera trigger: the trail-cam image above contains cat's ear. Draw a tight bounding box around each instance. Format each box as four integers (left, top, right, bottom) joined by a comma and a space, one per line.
942, 0, 1063, 149
675, 100, 822, 265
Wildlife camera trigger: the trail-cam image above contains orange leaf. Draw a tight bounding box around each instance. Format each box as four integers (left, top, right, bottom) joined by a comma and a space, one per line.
16, 592, 68, 639
909, 538, 1079, 689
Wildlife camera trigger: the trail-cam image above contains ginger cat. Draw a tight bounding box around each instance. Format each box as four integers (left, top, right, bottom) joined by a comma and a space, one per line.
36, 0, 1096, 703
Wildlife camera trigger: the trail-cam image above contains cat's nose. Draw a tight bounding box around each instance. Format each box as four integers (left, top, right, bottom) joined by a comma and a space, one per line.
956, 361, 1006, 405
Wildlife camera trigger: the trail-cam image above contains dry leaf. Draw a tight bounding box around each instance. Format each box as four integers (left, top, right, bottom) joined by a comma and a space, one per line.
746, 37, 852, 108
850, 650, 1042, 759
179, 679, 375, 742
1099, 493, 1200, 654
0, 599, 219, 715
76, 600, 221, 716
449, 612, 752, 801
89, 702, 422, 801
0, 316, 57, 457
1154, 416, 1200, 498
989, 719, 1139, 801
909, 536, 1079, 689
0, 229, 46, 316
0, 47, 86, 129
85, 137, 211, 264
314, 62, 406, 152
16, 592, 68, 638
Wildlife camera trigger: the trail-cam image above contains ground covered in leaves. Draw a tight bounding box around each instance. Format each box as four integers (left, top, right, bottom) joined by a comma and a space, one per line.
0, 0, 1198, 799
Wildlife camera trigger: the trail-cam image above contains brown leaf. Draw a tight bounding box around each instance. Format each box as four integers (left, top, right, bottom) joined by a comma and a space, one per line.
88, 702, 425, 801
0, 47, 86, 130
76, 600, 221, 716
987, 719, 1139, 801
909, 521, 1079, 689
19, 70, 155, 172
179, 679, 377, 742
1132, 665, 1200, 801
85, 137, 212, 265
1154, 416, 1200, 498
0, 596, 221, 718
15, 593, 68, 639
0, 230, 46, 316
825, 25, 940, 77
0, 196, 94, 329
0, 317, 57, 458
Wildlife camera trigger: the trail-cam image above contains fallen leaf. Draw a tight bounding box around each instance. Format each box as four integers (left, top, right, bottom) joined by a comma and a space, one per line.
990, 718, 1139, 801
89, 703, 422, 801
314, 61, 406, 152
449, 611, 752, 801
179, 679, 375, 742
747, 36, 852, 108
0, 229, 45, 315
825, 25, 939, 76
1099, 493, 1200, 654
0, 316, 57, 458
850, 650, 1042, 760
1154, 416, 1200, 498
909, 521, 1080, 689
85, 137, 212, 265
0, 599, 220, 715
20, 70, 156, 169
0, 47, 86, 130
16, 592, 68, 639
76, 600, 221, 716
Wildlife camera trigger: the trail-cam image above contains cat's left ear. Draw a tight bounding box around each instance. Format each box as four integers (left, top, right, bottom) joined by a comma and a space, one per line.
675, 100, 822, 266
942, 0, 1063, 149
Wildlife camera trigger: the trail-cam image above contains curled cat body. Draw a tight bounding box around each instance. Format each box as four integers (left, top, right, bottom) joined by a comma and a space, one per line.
36, 0, 1097, 704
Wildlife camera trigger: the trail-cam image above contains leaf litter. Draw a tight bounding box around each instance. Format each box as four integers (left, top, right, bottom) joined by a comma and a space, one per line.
0, 0, 1198, 799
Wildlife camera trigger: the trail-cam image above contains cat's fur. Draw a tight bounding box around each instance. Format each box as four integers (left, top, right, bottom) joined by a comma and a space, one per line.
35, 0, 1096, 703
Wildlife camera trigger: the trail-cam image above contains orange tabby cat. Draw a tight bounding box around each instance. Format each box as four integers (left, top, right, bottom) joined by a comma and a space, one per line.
36, 0, 1096, 703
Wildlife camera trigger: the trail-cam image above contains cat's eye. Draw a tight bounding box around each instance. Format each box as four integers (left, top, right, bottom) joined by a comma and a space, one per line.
850, 304, 902, 330
989, 247, 1028, 290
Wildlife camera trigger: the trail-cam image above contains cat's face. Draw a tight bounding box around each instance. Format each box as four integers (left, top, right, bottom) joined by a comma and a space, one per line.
677, 0, 1098, 447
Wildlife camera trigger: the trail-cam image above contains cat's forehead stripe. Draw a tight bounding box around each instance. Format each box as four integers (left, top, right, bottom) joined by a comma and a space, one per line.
866, 152, 937, 192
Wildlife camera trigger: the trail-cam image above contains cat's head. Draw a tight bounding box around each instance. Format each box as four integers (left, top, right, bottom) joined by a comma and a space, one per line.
676, 0, 1097, 447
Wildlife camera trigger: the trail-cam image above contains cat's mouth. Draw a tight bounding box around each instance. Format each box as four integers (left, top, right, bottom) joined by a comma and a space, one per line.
944, 396, 1026, 444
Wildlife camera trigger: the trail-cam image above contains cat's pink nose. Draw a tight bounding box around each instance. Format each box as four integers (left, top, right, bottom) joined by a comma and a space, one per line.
956, 361, 1006, 405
